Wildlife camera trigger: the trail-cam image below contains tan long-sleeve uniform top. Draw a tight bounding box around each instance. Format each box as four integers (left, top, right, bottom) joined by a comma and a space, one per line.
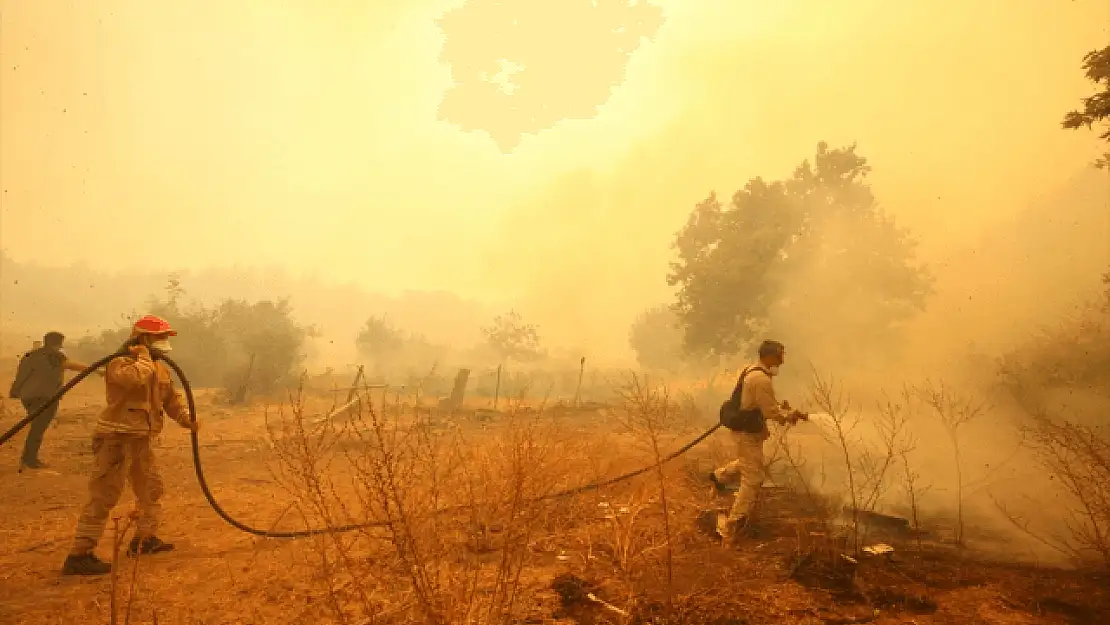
737, 364, 788, 440
94, 352, 192, 436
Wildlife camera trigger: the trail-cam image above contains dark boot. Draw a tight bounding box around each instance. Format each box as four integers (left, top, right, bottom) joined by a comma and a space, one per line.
128, 536, 175, 556
20, 459, 50, 471
62, 553, 112, 576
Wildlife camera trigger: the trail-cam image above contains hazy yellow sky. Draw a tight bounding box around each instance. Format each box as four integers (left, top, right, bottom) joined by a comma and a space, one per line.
2, 0, 1108, 353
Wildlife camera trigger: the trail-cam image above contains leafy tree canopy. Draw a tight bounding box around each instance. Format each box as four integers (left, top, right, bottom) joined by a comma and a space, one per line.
355, 315, 408, 362
482, 310, 543, 364
71, 275, 312, 401
628, 305, 685, 372
1062, 44, 1110, 164
1060, 44, 1110, 309
667, 142, 934, 359
354, 315, 448, 378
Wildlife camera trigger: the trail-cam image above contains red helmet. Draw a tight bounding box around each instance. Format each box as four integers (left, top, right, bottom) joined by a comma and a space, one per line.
133, 315, 177, 337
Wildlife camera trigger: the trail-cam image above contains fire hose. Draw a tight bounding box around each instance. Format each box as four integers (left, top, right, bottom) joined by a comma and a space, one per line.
0, 350, 723, 539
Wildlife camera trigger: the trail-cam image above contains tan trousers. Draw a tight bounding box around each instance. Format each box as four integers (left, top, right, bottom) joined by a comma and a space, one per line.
713, 431, 766, 523
71, 434, 164, 555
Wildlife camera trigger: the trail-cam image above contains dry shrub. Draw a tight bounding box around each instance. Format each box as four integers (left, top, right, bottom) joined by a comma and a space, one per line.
995, 306, 1110, 571
898, 442, 931, 551
610, 374, 683, 613
786, 370, 917, 554
998, 294, 1110, 404
912, 381, 986, 547
255, 368, 706, 623
262, 380, 583, 624
108, 512, 138, 625
997, 408, 1110, 571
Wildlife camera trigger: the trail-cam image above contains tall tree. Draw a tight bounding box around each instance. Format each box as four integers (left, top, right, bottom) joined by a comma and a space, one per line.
1062, 44, 1110, 305
71, 279, 312, 400
355, 315, 407, 372
1062, 44, 1110, 167
482, 310, 543, 364
216, 298, 313, 396
668, 142, 933, 358
1062, 44, 1110, 309
628, 305, 685, 372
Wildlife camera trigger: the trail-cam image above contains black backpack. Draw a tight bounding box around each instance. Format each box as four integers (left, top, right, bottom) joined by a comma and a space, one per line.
718, 366, 768, 433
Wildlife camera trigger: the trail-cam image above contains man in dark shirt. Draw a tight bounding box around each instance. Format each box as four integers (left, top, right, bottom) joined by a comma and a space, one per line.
8, 332, 94, 470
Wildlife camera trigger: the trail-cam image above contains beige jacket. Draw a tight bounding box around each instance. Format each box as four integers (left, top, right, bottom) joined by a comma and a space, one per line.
94, 351, 192, 436
737, 364, 788, 440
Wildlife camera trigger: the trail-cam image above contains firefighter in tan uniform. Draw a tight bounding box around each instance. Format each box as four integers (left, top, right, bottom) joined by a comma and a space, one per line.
711, 340, 805, 542
62, 315, 200, 576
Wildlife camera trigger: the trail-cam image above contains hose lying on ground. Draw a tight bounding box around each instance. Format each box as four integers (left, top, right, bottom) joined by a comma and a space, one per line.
1, 351, 721, 538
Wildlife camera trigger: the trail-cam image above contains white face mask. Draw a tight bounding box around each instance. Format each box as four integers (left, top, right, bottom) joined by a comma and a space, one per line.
149, 338, 173, 352
767, 365, 781, 376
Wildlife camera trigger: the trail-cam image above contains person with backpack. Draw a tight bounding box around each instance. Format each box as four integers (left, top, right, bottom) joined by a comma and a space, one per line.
712, 340, 806, 542
7, 331, 96, 471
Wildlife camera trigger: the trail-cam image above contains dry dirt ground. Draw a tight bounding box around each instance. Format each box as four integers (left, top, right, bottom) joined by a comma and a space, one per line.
0, 376, 1107, 625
